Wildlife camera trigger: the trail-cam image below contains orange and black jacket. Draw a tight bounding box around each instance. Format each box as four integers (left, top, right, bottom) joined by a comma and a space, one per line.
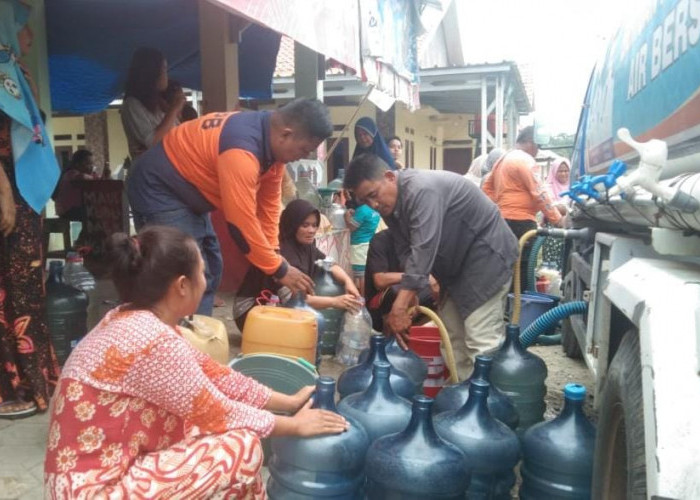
130, 111, 287, 278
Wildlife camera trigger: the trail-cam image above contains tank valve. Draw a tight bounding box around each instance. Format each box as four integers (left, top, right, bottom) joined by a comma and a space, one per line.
610, 128, 699, 212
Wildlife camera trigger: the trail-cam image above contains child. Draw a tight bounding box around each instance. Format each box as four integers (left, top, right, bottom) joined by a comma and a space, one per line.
344, 194, 380, 295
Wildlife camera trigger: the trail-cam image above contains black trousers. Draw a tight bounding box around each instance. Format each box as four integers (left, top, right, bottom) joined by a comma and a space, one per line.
505, 219, 537, 293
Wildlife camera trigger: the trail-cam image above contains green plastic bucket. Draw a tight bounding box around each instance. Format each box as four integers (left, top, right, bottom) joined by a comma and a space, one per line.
229, 353, 318, 395
230, 354, 318, 465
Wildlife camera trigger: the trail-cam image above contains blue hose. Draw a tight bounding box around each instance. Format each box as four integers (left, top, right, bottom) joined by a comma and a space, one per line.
520, 301, 588, 348
526, 236, 547, 291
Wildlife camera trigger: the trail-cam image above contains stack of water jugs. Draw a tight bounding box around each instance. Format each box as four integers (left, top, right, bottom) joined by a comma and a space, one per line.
45, 253, 94, 365
266, 325, 597, 499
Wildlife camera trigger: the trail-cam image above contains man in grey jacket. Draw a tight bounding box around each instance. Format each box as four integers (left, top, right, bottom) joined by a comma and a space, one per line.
344, 154, 518, 380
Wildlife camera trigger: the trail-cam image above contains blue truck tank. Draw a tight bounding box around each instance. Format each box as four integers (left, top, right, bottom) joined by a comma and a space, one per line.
573, 0, 700, 180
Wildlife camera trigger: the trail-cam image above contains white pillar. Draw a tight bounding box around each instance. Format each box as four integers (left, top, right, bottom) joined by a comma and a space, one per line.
480, 77, 488, 156
495, 75, 504, 149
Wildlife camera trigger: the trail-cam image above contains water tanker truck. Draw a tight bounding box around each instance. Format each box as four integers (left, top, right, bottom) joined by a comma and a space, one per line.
545, 0, 700, 497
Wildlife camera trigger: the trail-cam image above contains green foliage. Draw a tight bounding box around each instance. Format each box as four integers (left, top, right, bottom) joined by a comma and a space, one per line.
546, 133, 575, 160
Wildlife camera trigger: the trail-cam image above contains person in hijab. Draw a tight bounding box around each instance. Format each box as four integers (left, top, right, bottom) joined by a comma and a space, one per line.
0, 0, 61, 418
542, 157, 571, 270
352, 117, 396, 169
278, 199, 361, 311
232, 199, 361, 330
545, 156, 571, 204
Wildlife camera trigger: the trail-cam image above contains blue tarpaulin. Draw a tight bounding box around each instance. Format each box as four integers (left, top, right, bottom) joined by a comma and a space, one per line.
46, 0, 280, 114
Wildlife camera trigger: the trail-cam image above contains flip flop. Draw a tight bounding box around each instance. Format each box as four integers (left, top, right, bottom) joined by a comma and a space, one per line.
0, 400, 38, 419
213, 296, 226, 308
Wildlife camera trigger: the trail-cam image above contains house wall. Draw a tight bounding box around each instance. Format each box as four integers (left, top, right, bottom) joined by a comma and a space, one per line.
53, 108, 137, 175
52, 116, 85, 154
394, 103, 474, 170
51, 98, 478, 175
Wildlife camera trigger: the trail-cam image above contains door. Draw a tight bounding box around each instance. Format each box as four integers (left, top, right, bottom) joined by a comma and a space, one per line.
442, 148, 472, 175
326, 137, 349, 182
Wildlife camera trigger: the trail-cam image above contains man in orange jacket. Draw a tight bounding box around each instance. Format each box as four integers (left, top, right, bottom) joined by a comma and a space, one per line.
127, 98, 333, 314
482, 126, 565, 291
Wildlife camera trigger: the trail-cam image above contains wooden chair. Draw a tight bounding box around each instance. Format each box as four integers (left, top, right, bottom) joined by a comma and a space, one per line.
43, 217, 72, 259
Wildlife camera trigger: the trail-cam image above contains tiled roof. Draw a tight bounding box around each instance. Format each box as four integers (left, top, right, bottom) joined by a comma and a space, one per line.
274, 36, 296, 78
517, 62, 536, 111
274, 36, 349, 78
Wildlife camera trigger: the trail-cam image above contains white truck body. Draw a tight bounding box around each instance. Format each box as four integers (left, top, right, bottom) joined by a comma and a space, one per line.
563, 0, 700, 496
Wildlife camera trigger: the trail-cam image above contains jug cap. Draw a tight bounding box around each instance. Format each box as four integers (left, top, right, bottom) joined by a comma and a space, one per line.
564, 383, 586, 401
505, 324, 520, 337
372, 360, 391, 377
474, 354, 493, 365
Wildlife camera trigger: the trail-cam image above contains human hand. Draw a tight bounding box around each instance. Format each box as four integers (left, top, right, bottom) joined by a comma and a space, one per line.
278, 265, 314, 295
335, 294, 361, 313
386, 307, 413, 350
288, 386, 315, 413
170, 91, 186, 112
428, 275, 440, 303
291, 398, 349, 437
343, 209, 355, 224
0, 191, 17, 236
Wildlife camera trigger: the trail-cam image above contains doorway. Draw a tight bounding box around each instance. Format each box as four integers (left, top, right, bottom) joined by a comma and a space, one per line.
442, 148, 472, 175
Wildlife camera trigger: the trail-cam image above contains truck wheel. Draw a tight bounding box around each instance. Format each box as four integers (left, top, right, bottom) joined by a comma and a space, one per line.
591, 331, 646, 499
561, 270, 582, 359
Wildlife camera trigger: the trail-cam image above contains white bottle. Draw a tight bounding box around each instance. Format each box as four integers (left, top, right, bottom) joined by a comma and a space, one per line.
63, 252, 96, 293
336, 298, 372, 366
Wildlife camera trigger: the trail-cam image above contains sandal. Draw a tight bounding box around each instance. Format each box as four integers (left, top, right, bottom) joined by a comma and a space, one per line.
0, 400, 38, 419
213, 296, 226, 308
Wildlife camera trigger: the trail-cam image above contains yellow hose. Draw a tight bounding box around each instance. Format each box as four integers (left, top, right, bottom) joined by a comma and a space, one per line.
512, 229, 539, 325
412, 306, 459, 384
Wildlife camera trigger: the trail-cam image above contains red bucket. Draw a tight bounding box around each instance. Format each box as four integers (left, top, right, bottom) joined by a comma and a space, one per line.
408, 325, 448, 398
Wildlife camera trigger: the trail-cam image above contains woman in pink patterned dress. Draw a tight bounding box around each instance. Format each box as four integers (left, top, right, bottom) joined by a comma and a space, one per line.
44, 226, 348, 499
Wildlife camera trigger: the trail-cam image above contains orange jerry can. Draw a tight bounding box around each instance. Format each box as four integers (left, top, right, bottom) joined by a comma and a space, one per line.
241, 306, 318, 364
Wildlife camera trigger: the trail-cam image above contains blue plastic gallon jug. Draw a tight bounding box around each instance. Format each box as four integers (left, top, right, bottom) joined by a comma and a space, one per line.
520, 383, 596, 499
337, 361, 412, 442
435, 379, 520, 499
267, 377, 369, 498
434, 354, 519, 430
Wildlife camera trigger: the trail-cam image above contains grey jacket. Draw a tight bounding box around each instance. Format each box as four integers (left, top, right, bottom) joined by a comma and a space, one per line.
385, 170, 518, 319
